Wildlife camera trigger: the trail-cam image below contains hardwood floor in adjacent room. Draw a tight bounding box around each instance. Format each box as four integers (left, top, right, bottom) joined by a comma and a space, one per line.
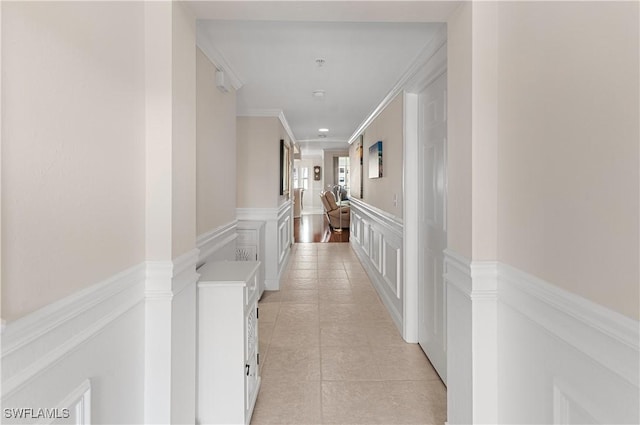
294, 214, 349, 243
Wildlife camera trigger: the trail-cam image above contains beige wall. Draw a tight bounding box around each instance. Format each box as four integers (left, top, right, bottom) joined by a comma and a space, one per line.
447, 3, 473, 259
170, 2, 197, 258
1, 2, 146, 320
196, 49, 237, 235
360, 93, 404, 217
495, 1, 639, 319
237, 116, 281, 209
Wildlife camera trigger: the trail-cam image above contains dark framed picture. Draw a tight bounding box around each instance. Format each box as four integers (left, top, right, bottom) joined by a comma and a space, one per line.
280, 140, 290, 195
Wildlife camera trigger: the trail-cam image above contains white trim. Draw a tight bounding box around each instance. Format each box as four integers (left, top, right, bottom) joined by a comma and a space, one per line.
443, 249, 472, 295
196, 220, 238, 264
348, 198, 403, 238
236, 207, 278, 221
402, 37, 448, 352
144, 248, 200, 424
196, 24, 243, 90
347, 25, 447, 145
278, 110, 297, 145
350, 201, 404, 332
237, 202, 293, 291
1, 264, 146, 398
172, 249, 201, 296
499, 263, 640, 388
403, 91, 419, 343
39, 379, 92, 425
444, 249, 640, 423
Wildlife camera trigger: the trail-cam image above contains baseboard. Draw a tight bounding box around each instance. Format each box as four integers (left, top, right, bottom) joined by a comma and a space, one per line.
1, 263, 146, 399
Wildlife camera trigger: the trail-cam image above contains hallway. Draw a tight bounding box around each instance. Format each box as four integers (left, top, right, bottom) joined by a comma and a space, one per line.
253, 243, 446, 424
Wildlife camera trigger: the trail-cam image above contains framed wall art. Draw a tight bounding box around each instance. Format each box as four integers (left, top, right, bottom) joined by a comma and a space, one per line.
368, 141, 383, 179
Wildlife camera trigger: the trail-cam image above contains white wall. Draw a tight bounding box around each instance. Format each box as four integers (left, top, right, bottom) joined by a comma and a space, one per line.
196, 48, 237, 235
1, 1, 146, 321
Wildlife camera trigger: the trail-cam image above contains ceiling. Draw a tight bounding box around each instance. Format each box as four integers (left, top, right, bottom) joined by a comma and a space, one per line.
189, 2, 457, 154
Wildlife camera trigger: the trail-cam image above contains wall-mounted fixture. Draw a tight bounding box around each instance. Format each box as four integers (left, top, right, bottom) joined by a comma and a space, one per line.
215, 70, 229, 93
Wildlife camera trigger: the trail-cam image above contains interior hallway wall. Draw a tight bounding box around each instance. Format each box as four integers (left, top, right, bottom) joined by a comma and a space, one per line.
1, 1, 146, 321
1, 2, 148, 423
496, 0, 639, 320
196, 48, 237, 235
237, 117, 282, 209
353, 92, 404, 218
445, 2, 639, 423
446, 3, 473, 259
237, 116, 292, 209
170, 2, 197, 259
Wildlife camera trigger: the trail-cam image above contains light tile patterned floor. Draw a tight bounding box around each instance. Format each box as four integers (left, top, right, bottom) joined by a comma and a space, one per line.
252, 243, 447, 425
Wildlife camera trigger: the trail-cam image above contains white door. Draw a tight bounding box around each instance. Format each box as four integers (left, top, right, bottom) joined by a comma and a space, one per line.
418, 72, 448, 383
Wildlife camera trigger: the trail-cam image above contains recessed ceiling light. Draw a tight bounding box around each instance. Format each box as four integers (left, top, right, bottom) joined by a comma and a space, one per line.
318, 128, 329, 132
312, 90, 325, 98
315, 58, 326, 67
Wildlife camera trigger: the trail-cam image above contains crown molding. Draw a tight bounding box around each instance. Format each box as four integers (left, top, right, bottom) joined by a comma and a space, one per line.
347, 24, 447, 145
278, 110, 297, 145
237, 109, 298, 145
196, 25, 244, 90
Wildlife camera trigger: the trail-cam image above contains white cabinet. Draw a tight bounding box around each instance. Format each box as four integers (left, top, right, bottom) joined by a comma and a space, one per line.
236, 221, 265, 298
197, 261, 261, 425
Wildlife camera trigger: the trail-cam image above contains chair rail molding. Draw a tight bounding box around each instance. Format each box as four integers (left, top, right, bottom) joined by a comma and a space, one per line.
444, 248, 640, 424
1, 264, 146, 400
196, 220, 238, 265
2, 264, 147, 424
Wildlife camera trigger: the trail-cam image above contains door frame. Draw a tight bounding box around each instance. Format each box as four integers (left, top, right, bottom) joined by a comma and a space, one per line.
402, 39, 447, 343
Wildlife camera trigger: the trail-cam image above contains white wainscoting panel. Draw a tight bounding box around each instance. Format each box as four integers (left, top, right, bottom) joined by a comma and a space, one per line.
444, 249, 640, 424
444, 250, 473, 425
497, 263, 639, 424
349, 199, 404, 331
196, 220, 238, 265
237, 201, 292, 290
1, 264, 147, 424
